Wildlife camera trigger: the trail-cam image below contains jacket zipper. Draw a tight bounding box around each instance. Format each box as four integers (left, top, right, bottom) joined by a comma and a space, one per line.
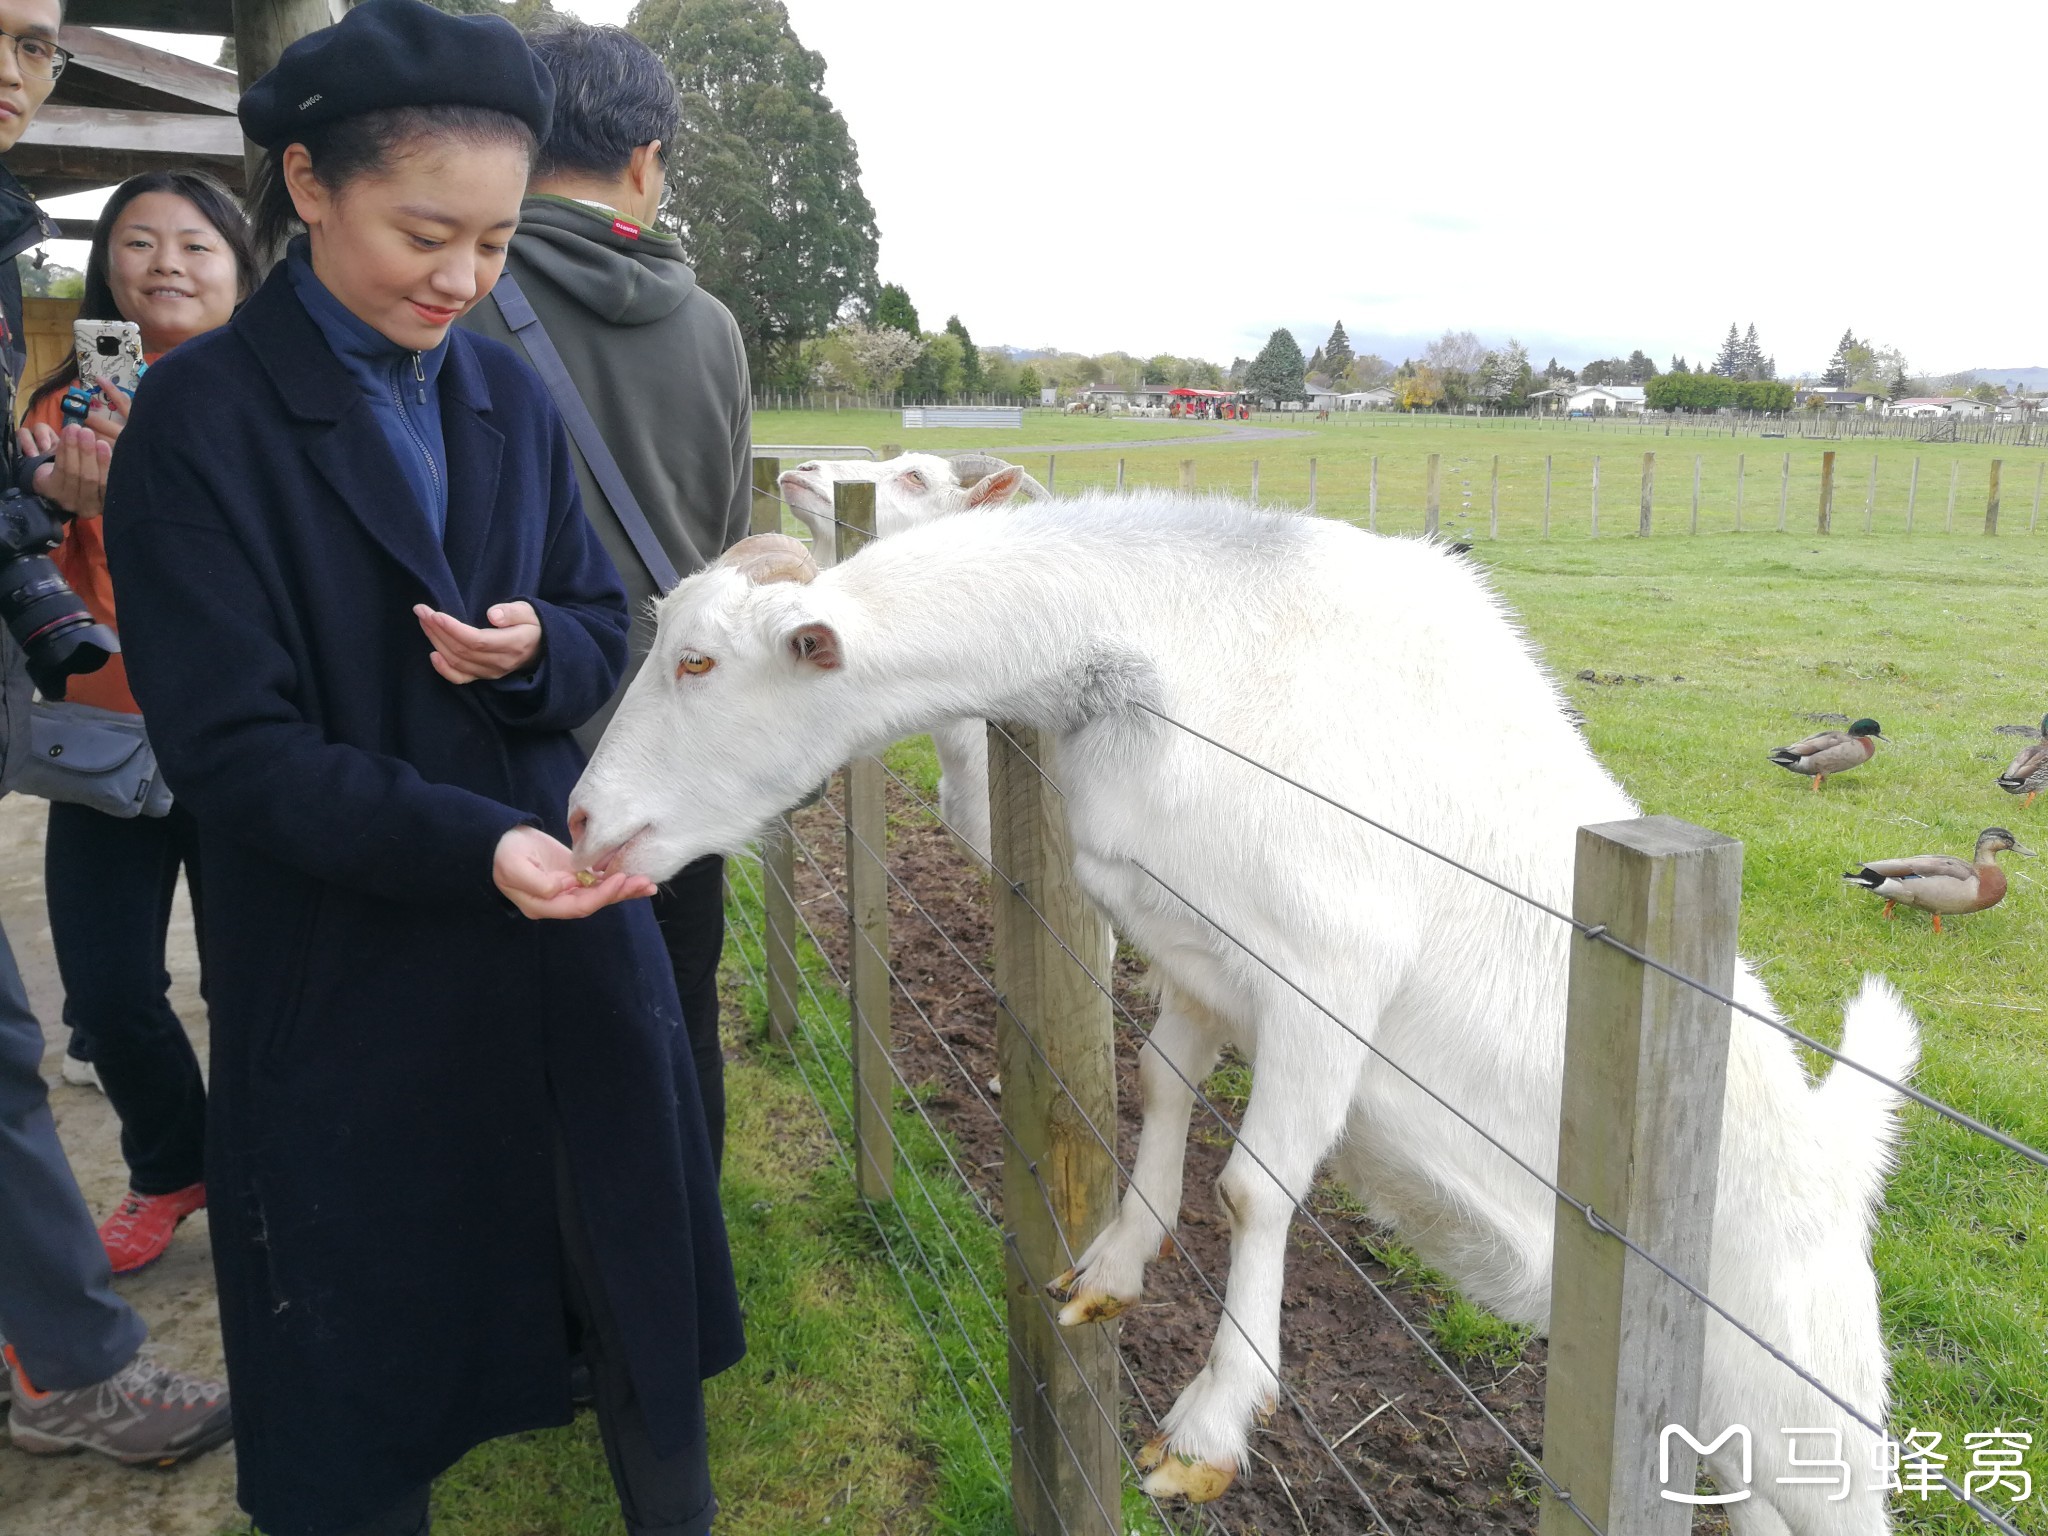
391, 351, 443, 518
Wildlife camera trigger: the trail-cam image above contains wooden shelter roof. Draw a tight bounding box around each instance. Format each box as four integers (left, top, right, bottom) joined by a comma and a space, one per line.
11, 24, 241, 219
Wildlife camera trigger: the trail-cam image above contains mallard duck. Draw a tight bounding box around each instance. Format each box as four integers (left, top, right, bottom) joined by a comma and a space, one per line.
1768, 717, 1885, 790
1996, 715, 2048, 807
1843, 827, 2033, 932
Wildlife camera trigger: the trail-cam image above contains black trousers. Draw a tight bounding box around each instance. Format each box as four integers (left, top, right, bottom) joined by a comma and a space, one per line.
331, 1129, 717, 1536
43, 800, 208, 1194
650, 854, 726, 1174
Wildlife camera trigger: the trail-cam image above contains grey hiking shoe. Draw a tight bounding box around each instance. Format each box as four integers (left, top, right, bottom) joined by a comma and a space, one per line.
3, 1343, 232, 1466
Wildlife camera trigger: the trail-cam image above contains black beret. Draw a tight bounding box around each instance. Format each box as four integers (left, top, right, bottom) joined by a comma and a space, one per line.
238, 0, 554, 151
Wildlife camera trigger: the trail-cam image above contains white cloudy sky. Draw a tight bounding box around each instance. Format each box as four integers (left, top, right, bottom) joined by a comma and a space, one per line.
112, 3, 2046, 375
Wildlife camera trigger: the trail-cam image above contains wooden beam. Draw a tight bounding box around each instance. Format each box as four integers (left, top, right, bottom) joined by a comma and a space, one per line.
11, 108, 244, 199
20, 105, 242, 157
66, 0, 235, 31
234, 0, 347, 92
57, 26, 239, 115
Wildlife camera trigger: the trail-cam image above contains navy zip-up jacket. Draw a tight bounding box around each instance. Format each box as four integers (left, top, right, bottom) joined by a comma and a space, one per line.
287, 238, 449, 537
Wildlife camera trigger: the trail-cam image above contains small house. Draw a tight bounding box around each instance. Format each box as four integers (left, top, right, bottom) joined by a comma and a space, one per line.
1565, 384, 1646, 416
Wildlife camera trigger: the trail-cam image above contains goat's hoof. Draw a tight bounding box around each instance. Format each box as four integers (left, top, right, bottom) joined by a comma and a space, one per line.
1137, 1439, 1236, 1502
1057, 1290, 1128, 1326
1157, 1231, 1179, 1260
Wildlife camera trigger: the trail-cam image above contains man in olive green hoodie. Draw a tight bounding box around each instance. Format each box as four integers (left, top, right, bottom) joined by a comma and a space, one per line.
463, 18, 750, 1166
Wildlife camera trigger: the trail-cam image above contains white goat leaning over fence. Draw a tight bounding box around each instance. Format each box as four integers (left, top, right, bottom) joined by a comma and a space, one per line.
779, 452, 1047, 863
570, 494, 1919, 1536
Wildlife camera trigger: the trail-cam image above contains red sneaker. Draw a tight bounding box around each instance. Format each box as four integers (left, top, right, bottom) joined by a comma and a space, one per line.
99, 1184, 206, 1275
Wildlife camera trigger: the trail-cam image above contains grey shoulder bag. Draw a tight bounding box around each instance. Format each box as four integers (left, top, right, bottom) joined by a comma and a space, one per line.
14, 699, 172, 818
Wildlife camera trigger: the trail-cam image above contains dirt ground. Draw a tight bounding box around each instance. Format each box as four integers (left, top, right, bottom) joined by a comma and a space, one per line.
785, 782, 1733, 1536
0, 791, 240, 1536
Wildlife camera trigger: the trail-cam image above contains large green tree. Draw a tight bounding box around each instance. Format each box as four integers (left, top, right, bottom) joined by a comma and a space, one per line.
871, 283, 919, 333
1321, 320, 1353, 376
1242, 328, 1307, 404
944, 316, 983, 391
631, 0, 879, 385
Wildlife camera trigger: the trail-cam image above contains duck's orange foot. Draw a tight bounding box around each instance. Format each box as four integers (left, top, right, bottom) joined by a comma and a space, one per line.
1932, 914, 1944, 934
1883, 900, 1896, 919
1812, 775, 1825, 792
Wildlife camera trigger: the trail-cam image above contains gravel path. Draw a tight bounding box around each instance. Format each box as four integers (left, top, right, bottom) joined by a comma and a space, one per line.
0, 792, 238, 1536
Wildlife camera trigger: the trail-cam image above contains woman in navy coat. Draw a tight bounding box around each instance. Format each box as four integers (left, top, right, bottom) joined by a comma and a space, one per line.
99, 6, 741, 1533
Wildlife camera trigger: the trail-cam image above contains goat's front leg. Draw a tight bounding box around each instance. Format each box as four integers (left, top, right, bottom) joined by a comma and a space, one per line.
1141, 1011, 1364, 1502
1051, 982, 1225, 1324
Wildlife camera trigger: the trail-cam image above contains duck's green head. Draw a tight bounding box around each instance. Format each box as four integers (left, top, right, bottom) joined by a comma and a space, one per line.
1849, 718, 1884, 739
2038, 713, 2047, 738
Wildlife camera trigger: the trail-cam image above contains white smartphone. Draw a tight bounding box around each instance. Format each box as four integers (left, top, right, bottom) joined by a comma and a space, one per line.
74, 318, 145, 399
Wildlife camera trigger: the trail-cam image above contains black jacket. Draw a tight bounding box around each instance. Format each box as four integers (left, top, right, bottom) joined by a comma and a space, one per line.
102, 265, 743, 1534
0, 159, 54, 788
460, 195, 752, 749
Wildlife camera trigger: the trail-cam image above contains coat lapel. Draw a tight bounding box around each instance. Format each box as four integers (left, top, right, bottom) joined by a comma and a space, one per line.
239, 269, 470, 615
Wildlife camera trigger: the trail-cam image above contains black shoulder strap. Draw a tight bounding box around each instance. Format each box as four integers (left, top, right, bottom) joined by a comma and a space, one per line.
493, 272, 680, 592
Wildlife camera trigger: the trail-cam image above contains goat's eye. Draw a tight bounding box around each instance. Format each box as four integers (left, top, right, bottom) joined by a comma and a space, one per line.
903, 470, 926, 488
676, 652, 716, 678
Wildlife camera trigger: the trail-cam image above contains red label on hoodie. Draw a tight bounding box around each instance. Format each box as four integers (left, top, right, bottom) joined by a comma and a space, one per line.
612, 219, 641, 241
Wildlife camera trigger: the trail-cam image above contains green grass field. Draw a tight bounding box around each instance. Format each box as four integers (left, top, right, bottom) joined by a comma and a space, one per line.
411, 413, 2044, 1535
754, 405, 2048, 545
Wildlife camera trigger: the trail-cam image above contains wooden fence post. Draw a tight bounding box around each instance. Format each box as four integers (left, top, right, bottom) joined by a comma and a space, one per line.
1047, 454, 1057, 496
1178, 458, 1197, 494
836, 480, 894, 1203
1369, 455, 1379, 533
2032, 463, 2043, 534
1864, 455, 1877, 534
1816, 450, 1836, 534
1689, 455, 1701, 535
989, 724, 1121, 1536
1540, 817, 1742, 1536
1544, 454, 1553, 538
752, 458, 799, 1049
1426, 452, 1441, 535
1115, 458, 1125, 493
1490, 454, 1501, 539
1734, 452, 1745, 531
1777, 451, 1789, 532
1308, 456, 1319, 512
1249, 459, 1260, 504
1638, 452, 1654, 538
1591, 454, 1601, 537
1906, 457, 1919, 533
1986, 459, 2003, 535
1946, 460, 1959, 533
882, 442, 902, 462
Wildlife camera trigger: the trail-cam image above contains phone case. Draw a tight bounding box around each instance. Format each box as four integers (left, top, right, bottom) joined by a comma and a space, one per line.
74, 319, 146, 399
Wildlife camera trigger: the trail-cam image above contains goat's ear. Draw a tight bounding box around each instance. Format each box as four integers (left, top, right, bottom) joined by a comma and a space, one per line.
786, 622, 842, 671
965, 465, 1026, 508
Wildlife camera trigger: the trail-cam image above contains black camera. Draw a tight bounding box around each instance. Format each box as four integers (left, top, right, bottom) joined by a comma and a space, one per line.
0, 455, 118, 699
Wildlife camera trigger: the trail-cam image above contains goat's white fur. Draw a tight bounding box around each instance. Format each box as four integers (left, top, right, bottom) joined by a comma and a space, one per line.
573, 494, 1918, 1532
779, 452, 1042, 861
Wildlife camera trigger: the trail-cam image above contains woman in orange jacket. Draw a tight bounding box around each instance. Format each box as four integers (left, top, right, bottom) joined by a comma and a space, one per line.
21, 170, 257, 1275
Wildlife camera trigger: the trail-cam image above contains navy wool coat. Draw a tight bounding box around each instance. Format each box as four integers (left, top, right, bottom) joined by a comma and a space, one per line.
101, 267, 743, 1535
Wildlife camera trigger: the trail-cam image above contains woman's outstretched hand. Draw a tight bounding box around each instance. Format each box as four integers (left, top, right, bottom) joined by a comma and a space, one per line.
493, 826, 654, 919
416, 601, 544, 684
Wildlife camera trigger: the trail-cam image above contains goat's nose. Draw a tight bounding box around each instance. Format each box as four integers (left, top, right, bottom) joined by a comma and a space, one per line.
568, 806, 590, 847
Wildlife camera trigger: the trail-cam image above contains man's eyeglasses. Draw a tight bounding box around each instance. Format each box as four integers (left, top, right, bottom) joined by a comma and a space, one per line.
0, 31, 71, 82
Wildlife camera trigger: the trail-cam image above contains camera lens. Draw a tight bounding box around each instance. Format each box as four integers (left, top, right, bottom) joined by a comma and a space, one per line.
0, 552, 117, 699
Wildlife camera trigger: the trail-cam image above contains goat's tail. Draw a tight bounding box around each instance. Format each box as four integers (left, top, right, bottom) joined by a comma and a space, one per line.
1812, 975, 1921, 1222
